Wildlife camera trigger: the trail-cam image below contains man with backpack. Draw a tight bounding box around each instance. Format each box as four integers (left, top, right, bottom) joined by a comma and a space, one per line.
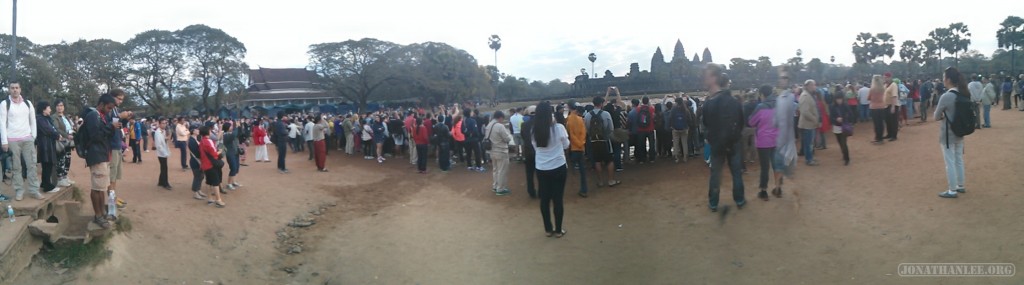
631, 97, 656, 164
461, 109, 484, 172
669, 97, 695, 163
81, 94, 117, 229
0, 82, 42, 201
585, 97, 619, 194
702, 65, 746, 212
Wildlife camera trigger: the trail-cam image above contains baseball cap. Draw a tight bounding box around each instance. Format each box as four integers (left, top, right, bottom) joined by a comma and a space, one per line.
884, 72, 892, 77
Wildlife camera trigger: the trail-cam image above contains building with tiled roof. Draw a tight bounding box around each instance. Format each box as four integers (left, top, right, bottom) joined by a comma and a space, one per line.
242, 67, 342, 108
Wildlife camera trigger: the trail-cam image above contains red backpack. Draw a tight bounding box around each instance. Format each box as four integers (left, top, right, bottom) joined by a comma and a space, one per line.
638, 105, 654, 132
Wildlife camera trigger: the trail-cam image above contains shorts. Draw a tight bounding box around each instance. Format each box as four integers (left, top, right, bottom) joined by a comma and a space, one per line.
205, 168, 223, 186
513, 134, 523, 147
393, 134, 405, 146
227, 154, 240, 176
109, 149, 123, 181
589, 140, 613, 163
90, 162, 111, 191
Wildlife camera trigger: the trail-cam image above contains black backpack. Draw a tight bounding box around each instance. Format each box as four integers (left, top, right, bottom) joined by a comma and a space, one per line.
944, 90, 976, 145
671, 109, 688, 131
587, 110, 607, 141
74, 108, 97, 159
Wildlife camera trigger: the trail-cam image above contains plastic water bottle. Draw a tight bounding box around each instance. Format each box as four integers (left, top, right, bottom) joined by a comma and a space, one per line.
107, 191, 117, 218
7, 205, 14, 222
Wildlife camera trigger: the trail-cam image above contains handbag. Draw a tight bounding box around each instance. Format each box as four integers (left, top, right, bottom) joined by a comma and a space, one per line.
481, 124, 496, 151
55, 140, 67, 154
201, 140, 225, 169
841, 123, 854, 136
612, 129, 629, 143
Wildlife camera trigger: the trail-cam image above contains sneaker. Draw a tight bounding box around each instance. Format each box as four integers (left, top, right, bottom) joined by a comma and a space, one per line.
955, 188, 966, 194
806, 160, 819, 166
93, 216, 111, 229
67, 179, 76, 185
615, 168, 624, 172
0, 194, 8, 201
58, 179, 72, 187
233, 183, 243, 188
938, 191, 958, 198
477, 167, 487, 172
226, 184, 236, 190
495, 189, 511, 196
45, 187, 61, 194
193, 192, 206, 200
377, 157, 385, 163
15, 193, 23, 201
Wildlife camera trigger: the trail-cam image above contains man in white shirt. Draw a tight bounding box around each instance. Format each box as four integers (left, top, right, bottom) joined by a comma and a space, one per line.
509, 108, 523, 160
304, 118, 315, 160
154, 118, 172, 190
967, 75, 984, 129
0, 82, 41, 201
288, 121, 300, 152
857, 83, 871, 123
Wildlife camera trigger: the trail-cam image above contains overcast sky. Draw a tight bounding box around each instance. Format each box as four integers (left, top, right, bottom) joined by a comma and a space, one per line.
1, 0, 1013, 82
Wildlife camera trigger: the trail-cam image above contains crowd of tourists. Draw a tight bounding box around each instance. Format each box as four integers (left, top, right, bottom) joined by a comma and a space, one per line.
2, 64, 1019, 233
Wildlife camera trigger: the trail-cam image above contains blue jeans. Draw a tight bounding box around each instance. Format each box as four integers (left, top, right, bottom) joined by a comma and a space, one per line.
800, 128, 816, 163
859, 104, 870, 122
982, 104, 991, 127
569, 151, 588, 194
708, 143, 745, 209
904, 99, 915, 119
940, 142, 965, 191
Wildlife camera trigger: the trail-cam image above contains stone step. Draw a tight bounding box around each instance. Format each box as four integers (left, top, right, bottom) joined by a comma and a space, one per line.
9, 186, 76, 220
0, 218, 42, 283
26, 200, 81, 243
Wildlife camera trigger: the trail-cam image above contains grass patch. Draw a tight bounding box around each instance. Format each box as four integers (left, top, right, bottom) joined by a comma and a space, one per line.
115, 215, 133, 233
70, 186, 84, 203
41, 236, 111, 269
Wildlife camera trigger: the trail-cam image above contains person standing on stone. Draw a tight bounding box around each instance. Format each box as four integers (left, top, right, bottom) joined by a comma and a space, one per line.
83, 94, 117, 228
0, 82, 42, 201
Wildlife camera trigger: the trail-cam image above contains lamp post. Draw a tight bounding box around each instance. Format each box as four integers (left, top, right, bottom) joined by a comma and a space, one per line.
10, 0, 17, 82
588, 53, 597, 78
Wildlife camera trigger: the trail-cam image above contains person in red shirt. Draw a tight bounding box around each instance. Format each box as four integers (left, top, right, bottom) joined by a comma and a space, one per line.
252, 122, 269, 162
411, 117, 430, 173
199, 126, 225, 208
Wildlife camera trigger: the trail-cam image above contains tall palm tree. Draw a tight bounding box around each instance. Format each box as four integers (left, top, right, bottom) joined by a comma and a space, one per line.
488, 35, 502, 70
588, 53, 597, 78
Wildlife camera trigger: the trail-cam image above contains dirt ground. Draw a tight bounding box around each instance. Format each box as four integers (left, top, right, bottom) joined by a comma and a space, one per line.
12, 108, 1024, 285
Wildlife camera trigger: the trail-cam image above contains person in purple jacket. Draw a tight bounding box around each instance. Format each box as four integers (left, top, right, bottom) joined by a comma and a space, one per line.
747, 86, 781, 201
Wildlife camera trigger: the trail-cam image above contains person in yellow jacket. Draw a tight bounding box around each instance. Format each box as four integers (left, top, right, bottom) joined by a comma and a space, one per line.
565, 101, 589, 197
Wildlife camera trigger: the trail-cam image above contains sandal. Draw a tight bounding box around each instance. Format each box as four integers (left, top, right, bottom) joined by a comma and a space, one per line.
555, 230, 567, 238
607, 180, 621, 187
214, 201, 226, 208
578, 192, 588, 198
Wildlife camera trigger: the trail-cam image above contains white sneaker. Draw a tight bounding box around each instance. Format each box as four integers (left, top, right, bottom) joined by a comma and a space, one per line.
226, 184, 236, 190
58, 179, 72, 187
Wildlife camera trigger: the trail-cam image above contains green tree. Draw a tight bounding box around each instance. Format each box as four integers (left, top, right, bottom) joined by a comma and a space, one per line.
899, 40, 923, 75
399, 42, 493, 104
178, 24, 248, 114
920, 38, 941, 74
876, 33, 896, 61
806, 58, 825, 81
755, 56, 773, 83
996, 16, 1024, 72
852, 33, 878, 64
124, 29, 187, 115
308, 38, 400, 112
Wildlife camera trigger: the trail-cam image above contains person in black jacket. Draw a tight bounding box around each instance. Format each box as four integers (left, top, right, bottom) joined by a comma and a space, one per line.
35, 101, 60, 193
700, 64, 746, 212
520, 106, 538, 198
829, 95, 853, 165
272, 114, 290, 173
83, 94, 116, 229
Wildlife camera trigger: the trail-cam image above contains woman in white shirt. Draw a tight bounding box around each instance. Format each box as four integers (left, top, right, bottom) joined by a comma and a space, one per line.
532, 102, 570, 238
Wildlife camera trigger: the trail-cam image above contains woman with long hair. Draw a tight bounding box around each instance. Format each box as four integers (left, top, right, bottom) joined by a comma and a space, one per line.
830, 94, 853, 165
199, 126, 225, 207
748, 86, 780, 200
868, 75, 887, 144
52, 100, 75, 187
532, 102, 570, 238
935, 67, 970, 198
222, 123, 242, 190
35, 101, 60, 193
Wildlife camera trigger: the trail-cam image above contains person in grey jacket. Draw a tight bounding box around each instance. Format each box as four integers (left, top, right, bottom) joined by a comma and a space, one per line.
485, 111, 512, 195
935, 67, 969, 199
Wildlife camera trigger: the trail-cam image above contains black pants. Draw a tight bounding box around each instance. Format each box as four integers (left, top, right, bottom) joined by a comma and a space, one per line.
537, 165, 567, 233
884, 107, 898, 139
158, 157, 169, 187
756, 147, 774, 190
307, 140, 314, 160
525, 155, 537, 197
276, 142, 288, 171
191, 167, 205, 192
465, 141, 482, 167
41, 162, 55, 192
835, 133, 849, 162
871, 109, 887, 141
438, 143, 451, 171
454, 141, 466, 163
176, 141, 188, 169
362, 140, 373, 157
130, 139, 141, 162
416, 144, 428, 171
